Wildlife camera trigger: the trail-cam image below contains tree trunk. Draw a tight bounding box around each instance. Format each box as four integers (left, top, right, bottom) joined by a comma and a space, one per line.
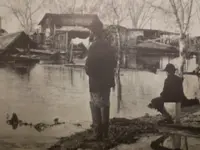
175, 34, 187, 124
179, 34, 187, 77
116, 26, 122, 113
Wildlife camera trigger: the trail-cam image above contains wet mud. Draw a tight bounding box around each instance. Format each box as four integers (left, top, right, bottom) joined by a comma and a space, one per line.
48, 115, 161, 150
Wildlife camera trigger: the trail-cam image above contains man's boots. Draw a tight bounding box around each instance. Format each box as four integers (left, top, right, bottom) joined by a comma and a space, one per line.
101, 106, 110, 139
89, 101, 102, 141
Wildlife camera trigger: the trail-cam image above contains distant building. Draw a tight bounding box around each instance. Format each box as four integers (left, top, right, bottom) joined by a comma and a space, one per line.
38, 13, 103, 52
103, 25, 179, 69
132, 41, 179, 69
0, 31, 37, 56
188, 36, 200, 65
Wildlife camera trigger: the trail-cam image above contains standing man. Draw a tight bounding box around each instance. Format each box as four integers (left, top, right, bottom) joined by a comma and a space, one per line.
148, 63, 185, 124
85, 22, 117, 140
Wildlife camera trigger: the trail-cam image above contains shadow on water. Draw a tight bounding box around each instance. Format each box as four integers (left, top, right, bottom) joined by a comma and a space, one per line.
5, 63, 38, 80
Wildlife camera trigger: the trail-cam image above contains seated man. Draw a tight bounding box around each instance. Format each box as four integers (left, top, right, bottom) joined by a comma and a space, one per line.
148, 63, 185, 123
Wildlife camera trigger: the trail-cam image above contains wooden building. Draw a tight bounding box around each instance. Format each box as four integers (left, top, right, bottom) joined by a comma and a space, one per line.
0, 31, 39, 65
126, 40, 179, 69
0, 31, 37, 56
38, 13, 103, 52
103, 25, 179, 69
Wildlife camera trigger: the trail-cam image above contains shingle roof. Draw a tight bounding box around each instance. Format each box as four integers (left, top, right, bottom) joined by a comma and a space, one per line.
0, 31, 37, 54
38, 13, 103, 28
0, 31, 22, 50
127, 28, 179, 35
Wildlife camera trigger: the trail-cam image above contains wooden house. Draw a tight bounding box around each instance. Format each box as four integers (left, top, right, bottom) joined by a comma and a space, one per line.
0, 31, 37, 55
188, 36, 200, 65
127, 28, 179, 41
126, 40, 179, 69
103, 25, 179, 69
38, 13, 103, 52
0, 31, 38, 62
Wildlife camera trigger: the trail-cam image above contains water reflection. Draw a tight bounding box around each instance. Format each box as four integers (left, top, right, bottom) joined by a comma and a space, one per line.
151, 134, 182, 150
151, 133, 200, 150
69, 67, 74, 86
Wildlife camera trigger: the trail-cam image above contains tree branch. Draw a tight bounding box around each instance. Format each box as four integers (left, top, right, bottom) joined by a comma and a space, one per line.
147, 0, 172, 14
169, 0, 183, 34
184, 0, 194, 33
178, 0, 185, 27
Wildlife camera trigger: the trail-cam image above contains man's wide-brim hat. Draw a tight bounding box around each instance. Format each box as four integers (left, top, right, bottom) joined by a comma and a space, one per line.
164, 63, 176, 72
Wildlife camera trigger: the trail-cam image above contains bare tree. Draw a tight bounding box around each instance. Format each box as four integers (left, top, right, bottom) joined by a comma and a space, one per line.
100, 0, 128, 25
151, 0, 195, 75
101, 0, 129, 113
195, 0, 200, 23
47, 0, 102, 15
127, 0, 156, 28
47, 0, 77, 14
0, 0, 46, 34
76, 0, 103, 14
151, 0, 196, 126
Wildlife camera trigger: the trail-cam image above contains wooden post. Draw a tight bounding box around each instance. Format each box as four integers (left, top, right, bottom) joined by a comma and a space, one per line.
175, 102, 181, 124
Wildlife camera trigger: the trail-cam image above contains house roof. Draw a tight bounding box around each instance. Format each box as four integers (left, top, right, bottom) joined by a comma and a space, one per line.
0, 31, 23, 50
128, 28, 179, 35
0, 31, 37, 53
38, 13, 103, 29
135, 40, 179, 53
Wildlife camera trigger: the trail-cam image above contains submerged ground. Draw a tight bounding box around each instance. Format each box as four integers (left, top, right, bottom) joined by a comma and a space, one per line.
0, 64, 200, 149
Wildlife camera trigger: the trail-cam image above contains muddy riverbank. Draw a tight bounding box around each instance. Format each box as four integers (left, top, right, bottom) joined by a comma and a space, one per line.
48, 115, 161, 150
48, 111, 200, 150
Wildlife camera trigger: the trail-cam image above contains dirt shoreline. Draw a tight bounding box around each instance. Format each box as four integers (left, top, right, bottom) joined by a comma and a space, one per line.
48, 115, 163, 150
48, 110, 200, 150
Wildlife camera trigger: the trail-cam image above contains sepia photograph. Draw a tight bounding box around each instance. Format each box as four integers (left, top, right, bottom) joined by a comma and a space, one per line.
0, 0, 200, 149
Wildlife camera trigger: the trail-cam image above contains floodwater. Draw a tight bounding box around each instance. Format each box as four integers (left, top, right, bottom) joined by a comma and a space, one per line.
112, 134, 200, 150
0, 64, 199, 150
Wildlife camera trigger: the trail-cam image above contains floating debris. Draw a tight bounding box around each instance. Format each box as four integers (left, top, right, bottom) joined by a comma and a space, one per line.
6, 113, 19, 129
73, 123, 82, 127
6, 113, 66, 132
54, 118, 59, 124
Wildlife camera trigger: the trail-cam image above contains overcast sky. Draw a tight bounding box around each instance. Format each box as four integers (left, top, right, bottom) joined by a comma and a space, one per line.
0, 0, 200, 36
